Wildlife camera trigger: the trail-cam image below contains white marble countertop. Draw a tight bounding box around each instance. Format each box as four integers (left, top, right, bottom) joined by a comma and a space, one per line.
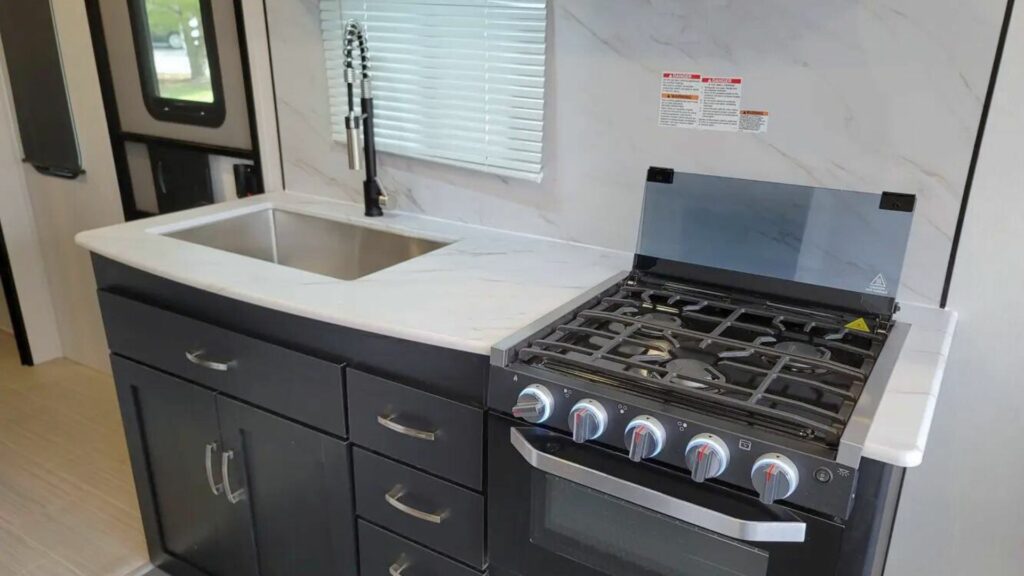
76, 191, 955, 468
75, 192, 633, 355
864, 303, 957, 467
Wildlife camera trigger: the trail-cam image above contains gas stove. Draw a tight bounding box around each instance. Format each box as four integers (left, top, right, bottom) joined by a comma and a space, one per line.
489, 169, 915, 522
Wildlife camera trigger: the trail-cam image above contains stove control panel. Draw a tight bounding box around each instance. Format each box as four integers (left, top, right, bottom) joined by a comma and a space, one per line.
512, 384, 554, 424
624, 416, 667, 461
493, 369, 858, 519
751, 454, 800, 504
684, 434, 730, 483
569, 399, 608, 443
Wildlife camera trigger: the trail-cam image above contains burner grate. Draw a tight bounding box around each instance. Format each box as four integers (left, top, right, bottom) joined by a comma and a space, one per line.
517, 281, 886, 447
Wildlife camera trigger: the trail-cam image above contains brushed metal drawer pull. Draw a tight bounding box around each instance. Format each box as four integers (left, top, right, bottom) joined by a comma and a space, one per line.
186, 350, 236, 372
377, 415, 436, 442
221, 450, 247, 504
389, 559, 410, 576
204, 442, 223, 495
385, 485, 449, 524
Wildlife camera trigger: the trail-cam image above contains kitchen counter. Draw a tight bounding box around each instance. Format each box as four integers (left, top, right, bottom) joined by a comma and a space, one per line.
77, 191, 956, 469
75, 192, 632, 355
865, 303, 957, 467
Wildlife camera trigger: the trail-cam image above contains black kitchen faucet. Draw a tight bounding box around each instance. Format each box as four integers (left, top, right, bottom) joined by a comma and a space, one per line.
343, 19, 387, 217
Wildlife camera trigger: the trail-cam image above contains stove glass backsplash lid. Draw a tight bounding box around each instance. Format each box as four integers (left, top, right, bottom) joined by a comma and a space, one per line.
636, 168, 916, 318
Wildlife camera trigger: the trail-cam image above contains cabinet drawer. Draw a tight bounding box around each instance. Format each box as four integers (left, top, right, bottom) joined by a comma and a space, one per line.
354, 448, 485, 569
99, 291, 346, 436
358, 521, 482, 576
347, 369, 482, 489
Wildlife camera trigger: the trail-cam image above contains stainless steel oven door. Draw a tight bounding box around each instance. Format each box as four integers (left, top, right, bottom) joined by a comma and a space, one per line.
488, 415, 843, 576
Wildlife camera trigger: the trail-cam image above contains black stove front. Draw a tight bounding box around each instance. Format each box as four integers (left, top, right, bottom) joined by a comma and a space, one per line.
487, 414, 903, 576
516, 275, 887, 449
486, 170, 916, 576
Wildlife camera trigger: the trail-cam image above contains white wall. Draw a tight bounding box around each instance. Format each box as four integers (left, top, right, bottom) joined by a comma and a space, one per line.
265, 0, 1006, 307
0, 0, 124, 371
886, 5, 1024, 575
0, 39, 63, 362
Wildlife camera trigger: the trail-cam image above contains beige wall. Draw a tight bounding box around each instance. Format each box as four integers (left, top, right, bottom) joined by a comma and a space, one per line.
0, 0, 124, 371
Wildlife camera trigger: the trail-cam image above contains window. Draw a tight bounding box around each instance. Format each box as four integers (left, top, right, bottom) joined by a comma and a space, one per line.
128, 0, 226, 127
320, 0, 548, 182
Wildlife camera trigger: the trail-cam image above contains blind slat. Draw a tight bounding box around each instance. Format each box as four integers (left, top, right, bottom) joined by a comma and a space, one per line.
321, 0, 547, 181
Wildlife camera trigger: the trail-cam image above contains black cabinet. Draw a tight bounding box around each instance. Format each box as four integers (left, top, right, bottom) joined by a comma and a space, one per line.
112, 356, 357, 576
113, 356, 234, 576
217, 396, 357, 576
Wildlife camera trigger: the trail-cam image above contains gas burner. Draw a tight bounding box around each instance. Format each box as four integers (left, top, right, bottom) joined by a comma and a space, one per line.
637, 312, 683, 332
607, 307, 685, 338
664, 358, 725, 392
769, 341, 832, 374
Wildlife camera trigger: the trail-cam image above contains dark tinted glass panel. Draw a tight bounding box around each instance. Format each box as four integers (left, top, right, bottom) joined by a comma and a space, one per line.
531, 474, 769, 576
637, 173, 914, 300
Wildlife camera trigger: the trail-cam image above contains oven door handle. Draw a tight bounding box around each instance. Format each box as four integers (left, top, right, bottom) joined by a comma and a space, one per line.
511, 428, 806, 543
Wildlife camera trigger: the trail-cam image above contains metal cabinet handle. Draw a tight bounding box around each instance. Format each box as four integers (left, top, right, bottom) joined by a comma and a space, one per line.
511, 428, 807, 543
377, 415, 436, 441
385, 485, 449, 524
389, 559, 410, 576
185, 350, 235, 372
221, 450, 247, 504
205, 442, 223, 495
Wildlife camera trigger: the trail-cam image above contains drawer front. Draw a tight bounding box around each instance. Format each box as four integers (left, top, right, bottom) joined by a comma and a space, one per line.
354, 448, 485, 568
348, 369, 483, 489
99, 291, 346, 436
358, 521, 482, 576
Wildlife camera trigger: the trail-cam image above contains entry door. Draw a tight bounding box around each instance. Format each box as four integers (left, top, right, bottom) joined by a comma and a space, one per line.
88, 0, 260, 217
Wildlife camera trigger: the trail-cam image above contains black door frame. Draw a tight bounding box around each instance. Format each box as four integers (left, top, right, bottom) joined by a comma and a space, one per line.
0, 223, 34, 365
84, 0, 264, 222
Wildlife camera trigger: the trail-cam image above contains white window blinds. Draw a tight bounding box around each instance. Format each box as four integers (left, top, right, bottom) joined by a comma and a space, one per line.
320, 0, 548, 181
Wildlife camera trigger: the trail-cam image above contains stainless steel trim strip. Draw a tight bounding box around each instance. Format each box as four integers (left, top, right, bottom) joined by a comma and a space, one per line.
185, 350, 236, 372
388, 560, 410, 576
385, 485, 449, 524
510, 428, 806, 543
836, 321, 911, 468
490, 271, 630, 367
221, 450, 247, 504
377, 415, 437, 442
205, 442, 223, 496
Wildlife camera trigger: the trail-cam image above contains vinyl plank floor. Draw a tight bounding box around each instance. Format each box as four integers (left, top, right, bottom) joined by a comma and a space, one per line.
0, 332, 147, 576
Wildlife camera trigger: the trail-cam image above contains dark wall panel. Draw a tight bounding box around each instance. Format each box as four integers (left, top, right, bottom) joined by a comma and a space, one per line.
0, 0, 82, 178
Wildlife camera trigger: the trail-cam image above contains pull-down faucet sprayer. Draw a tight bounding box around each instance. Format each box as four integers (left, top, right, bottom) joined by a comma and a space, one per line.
343, 19, 387, 217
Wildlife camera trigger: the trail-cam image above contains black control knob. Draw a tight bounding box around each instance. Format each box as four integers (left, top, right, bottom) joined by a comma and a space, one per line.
684, 434, 730, 483
512, 384, 554, 424
751, 454, 800, 505
624, 416, 666, 462
568, 399, 608, 443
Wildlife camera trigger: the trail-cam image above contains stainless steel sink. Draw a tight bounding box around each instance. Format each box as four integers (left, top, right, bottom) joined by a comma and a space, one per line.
166, 208, 450, 280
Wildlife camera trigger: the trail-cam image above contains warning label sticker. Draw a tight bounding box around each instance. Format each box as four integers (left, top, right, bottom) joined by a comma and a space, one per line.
698, 76, 743, 131
866, 274, 889, 295
845, 318, 871, 333
739, 110, 770, 133
658, 72, 769, 133
658, 73, 703, 128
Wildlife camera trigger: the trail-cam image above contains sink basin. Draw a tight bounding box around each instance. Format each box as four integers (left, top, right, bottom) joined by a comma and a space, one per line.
166, 208, 450, 280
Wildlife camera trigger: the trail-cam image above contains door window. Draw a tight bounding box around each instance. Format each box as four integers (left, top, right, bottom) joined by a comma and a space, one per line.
128, 0, 226, 126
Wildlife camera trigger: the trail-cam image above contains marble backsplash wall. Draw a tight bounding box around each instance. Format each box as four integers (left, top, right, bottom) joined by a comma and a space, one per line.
265, 0, 1005, 306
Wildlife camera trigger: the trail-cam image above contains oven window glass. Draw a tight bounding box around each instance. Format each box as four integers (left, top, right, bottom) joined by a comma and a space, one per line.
532, 474, 769, 576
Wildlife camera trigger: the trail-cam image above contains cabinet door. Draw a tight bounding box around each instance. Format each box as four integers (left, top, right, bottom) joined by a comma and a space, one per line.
216, 396, 357, 576
111, 356, 235, 576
